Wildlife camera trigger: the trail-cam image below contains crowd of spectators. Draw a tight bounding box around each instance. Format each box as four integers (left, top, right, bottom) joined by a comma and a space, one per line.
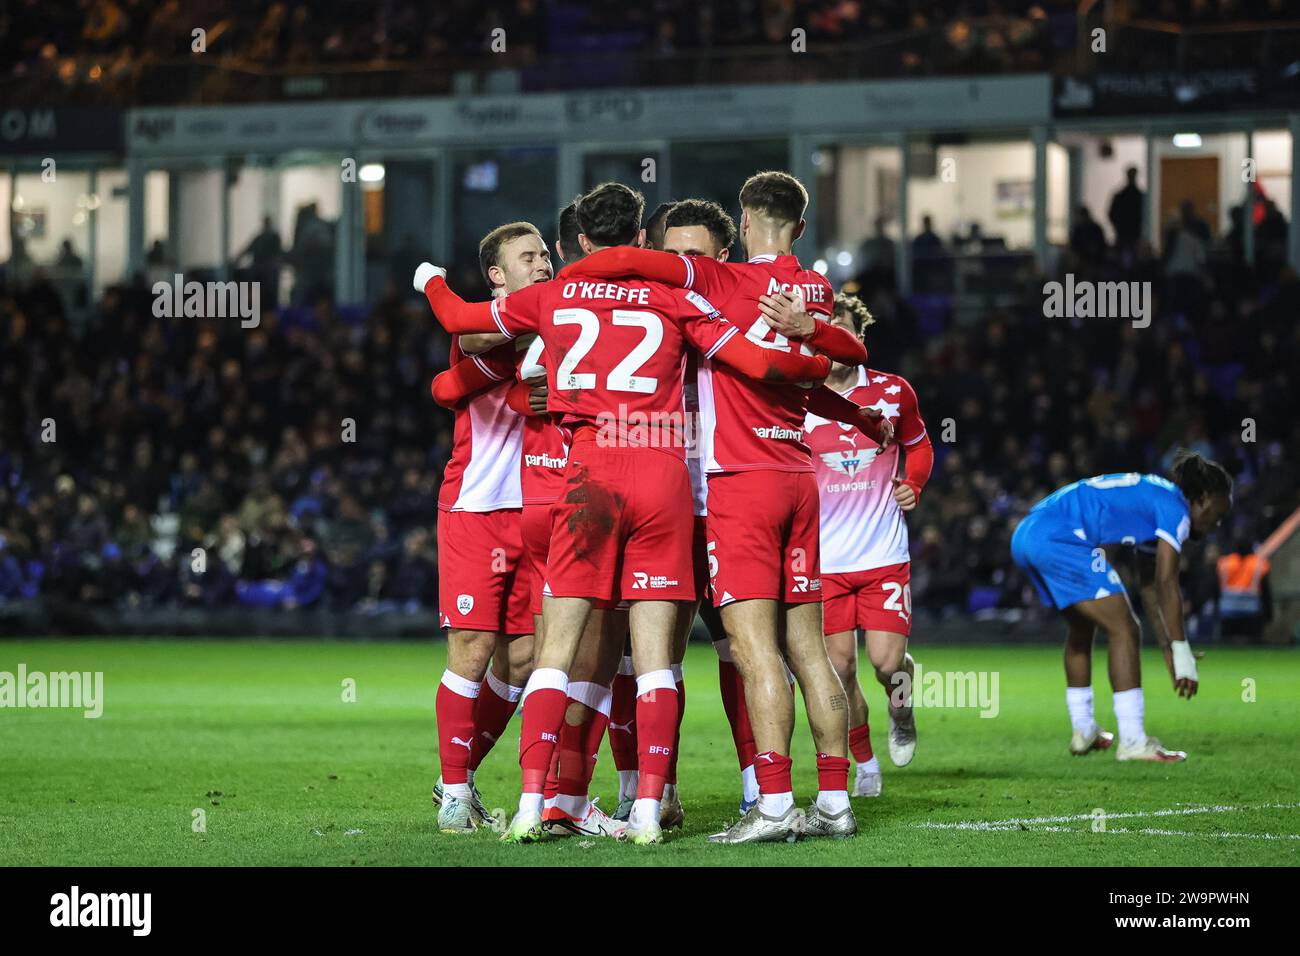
2, 182, 1297, 632
850, 180, 1300, 632
0, 275, 452, 615
4, 0, 1296, 105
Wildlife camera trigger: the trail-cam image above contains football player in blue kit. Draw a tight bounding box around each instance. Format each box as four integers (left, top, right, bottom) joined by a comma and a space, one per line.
1011, 452, 1233, 762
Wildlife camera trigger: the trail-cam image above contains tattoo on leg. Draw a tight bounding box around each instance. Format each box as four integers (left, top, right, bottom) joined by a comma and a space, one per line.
829, 693, 847, 712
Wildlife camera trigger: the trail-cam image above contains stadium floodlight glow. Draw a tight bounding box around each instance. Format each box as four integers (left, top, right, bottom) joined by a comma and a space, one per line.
1172, 133, 1202, 149
836, 250, 853, 267
813, 258, 830, 275
359, 163, 386, 183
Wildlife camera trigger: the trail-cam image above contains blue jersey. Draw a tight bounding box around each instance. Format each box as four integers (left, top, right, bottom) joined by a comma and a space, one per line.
1029, 473, 1191, 553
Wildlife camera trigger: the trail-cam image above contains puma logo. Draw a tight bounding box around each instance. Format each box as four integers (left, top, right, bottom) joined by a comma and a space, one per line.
450, 736, 473, 750
609, 720, 634, 734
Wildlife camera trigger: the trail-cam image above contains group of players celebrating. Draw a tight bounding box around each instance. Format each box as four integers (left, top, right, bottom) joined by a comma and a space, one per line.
419, 169, 1232, 847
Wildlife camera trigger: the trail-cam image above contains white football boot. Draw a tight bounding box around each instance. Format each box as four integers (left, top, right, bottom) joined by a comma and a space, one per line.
803, 802, 858, 839
707, 803, 803, 844
544, 799, 622, 839
1069, 724, 1116, 756
1116, 736, 1187, 762
887, 706, 917, 767
852, 767, 883, 797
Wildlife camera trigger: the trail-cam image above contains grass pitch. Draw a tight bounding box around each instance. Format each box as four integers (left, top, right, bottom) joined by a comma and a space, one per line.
0, 638, 1296, 866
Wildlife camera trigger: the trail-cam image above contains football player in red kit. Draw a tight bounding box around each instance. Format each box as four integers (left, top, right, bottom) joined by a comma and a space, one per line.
557, 172, 889, 843
417, 182, 835, 845
805, 294, 933, 797
428, 222, 549, 833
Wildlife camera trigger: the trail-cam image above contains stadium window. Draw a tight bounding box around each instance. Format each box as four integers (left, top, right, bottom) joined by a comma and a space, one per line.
451, 147, 557, 294
361, 158, 440, 304
8, 166, 95, 314
225, 156, 343, 310
812, 142, 902, 292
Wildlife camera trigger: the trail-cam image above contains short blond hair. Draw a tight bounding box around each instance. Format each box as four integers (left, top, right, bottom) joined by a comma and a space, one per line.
834, 293, 875, 333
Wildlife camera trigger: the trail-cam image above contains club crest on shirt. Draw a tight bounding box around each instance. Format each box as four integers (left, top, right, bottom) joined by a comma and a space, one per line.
820, 447, 879, 477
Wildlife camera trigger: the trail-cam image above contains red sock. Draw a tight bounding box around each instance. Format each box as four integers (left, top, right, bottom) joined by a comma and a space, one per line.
718, 658, 757, 771
519, 684, 568, 795
554, 702, 592, 800
848, 722, 874, 764
667, 676, 686, 785
436, 671, 479, 785
468, 676, 520, 772
817, 753, 850, 793
559, 706, 609, 801
754, 751, 793, 796
608, 665, 639, 772
635, 677, 678, 800
543, 747, 562, 802
578, 709, 609, 791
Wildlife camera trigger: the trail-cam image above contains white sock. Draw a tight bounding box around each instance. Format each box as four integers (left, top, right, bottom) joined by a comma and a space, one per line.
857, 755, 880, 775
631, 797, 660, 827
554, 793, 589, 820
618, 769, 639, 801
1066, 686, 1096, 734
741, 764, 759, 803
757, 791, 793, 816
817, 790, 850, 814
519, 792, 544, 817
543, 796, 556, 811
444, 781, 471, 800
1113, 687, 1146, 747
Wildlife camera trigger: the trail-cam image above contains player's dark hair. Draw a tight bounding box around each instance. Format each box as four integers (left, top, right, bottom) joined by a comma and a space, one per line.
664, 199, 737, 252
557, 199, 582, 261
645, 202, 675, 251
739, 170, 808, 226
834, 293, 875, 334
1170, 450, 1233, 503
576, 182, 646, 248
479, 221, 542, 289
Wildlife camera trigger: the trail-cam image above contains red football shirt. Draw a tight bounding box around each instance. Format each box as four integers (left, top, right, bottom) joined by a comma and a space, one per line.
682, 253, 835, 473
515, 335, 571, 505
489, 277, 739, 459
806, 367, 927, 572
437, 338, 524, 512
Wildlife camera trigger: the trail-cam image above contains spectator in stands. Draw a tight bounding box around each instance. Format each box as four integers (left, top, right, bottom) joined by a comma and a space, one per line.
1069, 205, 1107, 265
1108, 166, 1145, 257
1216, 537, 1273, 640
236, 216, 284, 311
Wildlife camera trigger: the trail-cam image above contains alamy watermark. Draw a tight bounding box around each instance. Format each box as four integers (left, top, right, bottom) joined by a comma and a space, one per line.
890, 661, 1000, 718
0, 664, 103, 718
1042, 274, 1151, 329
152, 273, 260, 328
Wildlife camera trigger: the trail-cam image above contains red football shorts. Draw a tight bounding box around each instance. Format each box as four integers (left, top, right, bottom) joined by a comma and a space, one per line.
706, 470, 821, 606
822, 561, 912, 637
521, 502, 552, 617
437, 508, 534, 635
546, 436, 695, 603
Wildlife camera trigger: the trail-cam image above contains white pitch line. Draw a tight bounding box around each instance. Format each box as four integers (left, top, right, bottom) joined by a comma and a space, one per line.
1029, 825, 1300, 841
916, 802, 1300, 832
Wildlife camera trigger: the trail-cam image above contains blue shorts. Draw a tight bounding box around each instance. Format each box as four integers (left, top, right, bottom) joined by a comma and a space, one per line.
1010, 510, 1126, 611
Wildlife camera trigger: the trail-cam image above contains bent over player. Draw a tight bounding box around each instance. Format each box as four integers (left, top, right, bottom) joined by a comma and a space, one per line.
1010, 453, 1232, 761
